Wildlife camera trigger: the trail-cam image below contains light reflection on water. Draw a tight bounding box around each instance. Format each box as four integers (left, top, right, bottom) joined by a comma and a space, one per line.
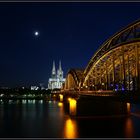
124, 117, 134, 138
125, 102, 133, 137
0, 99, 140, 138
63, 118, 78, 138
57, 101, 79, 138
40, 100, 43, 104
22, 100, 27, 104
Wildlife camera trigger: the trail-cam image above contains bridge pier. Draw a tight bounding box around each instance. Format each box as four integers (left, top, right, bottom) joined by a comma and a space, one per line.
62, 95, 130, 117
68, 98, 77, 116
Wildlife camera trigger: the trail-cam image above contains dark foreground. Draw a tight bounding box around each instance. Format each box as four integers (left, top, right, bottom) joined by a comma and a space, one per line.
0, 99, 140, 138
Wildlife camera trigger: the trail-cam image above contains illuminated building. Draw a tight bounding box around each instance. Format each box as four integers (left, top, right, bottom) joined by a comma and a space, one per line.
31, 86, 39, 90
48, 60, 65, 90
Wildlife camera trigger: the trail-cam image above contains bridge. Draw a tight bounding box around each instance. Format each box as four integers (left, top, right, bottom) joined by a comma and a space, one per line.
50, 20, 140, 117
62, 19, 140, 94
53, 20, 140, 116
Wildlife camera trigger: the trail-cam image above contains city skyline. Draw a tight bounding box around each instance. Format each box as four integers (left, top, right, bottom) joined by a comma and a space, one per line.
0, 2, 140, 87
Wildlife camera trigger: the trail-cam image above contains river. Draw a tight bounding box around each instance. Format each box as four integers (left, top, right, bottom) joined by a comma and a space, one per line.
0, 99, 140, 138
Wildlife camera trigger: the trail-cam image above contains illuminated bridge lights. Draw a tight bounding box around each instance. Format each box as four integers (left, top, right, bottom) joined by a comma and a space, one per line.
59, 94, 63, 102
64, 118, 78, 138
68, 98, 77, 116
63, 20, 140, 92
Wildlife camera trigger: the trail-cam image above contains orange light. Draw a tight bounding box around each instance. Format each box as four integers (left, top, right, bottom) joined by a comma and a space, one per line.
125, 117, 134, 137
64, 118, 78, 138
69, 99, 77, 116
127, 103, 131, 114
59, 94, 63, 102
58, 102, 63, 107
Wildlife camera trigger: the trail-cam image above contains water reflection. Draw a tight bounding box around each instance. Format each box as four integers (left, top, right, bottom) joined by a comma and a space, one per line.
124, 117, 134, 138
48, 101, 52, 104
57, 102, 64, 118
39, 100, 43, 104
64, 118, 78, 138
33, 99, 35, 104
0, 99, 140, 138
22, 100, 27, 104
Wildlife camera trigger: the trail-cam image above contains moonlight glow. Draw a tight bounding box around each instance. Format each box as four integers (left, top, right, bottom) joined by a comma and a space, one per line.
34, 31, 39, 36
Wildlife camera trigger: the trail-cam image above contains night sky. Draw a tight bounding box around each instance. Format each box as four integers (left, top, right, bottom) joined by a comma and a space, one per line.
0, 2, 140, 88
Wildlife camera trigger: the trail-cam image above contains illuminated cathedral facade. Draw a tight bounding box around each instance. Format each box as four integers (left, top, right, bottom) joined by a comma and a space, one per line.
48, 61, 65, 90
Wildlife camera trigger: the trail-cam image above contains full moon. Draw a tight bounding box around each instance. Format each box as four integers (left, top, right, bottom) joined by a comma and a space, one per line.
34, 31, 39, 36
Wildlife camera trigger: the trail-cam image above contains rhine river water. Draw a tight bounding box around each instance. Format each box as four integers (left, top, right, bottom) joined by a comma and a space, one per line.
0, 99, 140, 138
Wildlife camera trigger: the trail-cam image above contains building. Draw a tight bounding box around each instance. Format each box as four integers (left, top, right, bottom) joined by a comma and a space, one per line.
31, 86, 39, 90
48, 60, 65, 90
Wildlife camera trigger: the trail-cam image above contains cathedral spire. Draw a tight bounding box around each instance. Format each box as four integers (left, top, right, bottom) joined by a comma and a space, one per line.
48, 60, 65, 89
52, 61, 56, 77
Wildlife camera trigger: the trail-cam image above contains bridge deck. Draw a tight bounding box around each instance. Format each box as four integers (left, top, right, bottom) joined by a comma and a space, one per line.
52, 90, 140, 103
58, 90, 115, 97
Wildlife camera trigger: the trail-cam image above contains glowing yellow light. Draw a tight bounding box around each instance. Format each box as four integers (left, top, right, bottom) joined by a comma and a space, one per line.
58, 102, 63, 107
64, 118, 78, 138
59, 94, 63, 102
127, 103, 131, 114
68, 98, 71, 101
69, 99, 77, 116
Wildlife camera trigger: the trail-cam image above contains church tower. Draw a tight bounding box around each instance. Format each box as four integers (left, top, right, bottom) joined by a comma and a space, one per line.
52, 61, 56, 78
57, 60, 63, 79
48, 60, 65, 90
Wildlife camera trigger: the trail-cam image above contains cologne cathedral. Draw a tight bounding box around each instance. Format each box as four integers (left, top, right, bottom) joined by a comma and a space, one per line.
48, 61, 65, 90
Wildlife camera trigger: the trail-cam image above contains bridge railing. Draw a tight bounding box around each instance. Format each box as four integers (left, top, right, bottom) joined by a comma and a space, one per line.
60, 90, 116, 96
78, 90, 115, 96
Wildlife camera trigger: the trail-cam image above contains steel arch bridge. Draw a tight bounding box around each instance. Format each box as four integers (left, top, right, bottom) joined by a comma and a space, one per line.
64, 69, 84, 90
64, 20, 140, 91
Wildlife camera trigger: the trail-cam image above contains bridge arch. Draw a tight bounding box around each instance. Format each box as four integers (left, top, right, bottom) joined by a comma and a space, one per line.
64, 69, 84, 90
83, 20, 140, 91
